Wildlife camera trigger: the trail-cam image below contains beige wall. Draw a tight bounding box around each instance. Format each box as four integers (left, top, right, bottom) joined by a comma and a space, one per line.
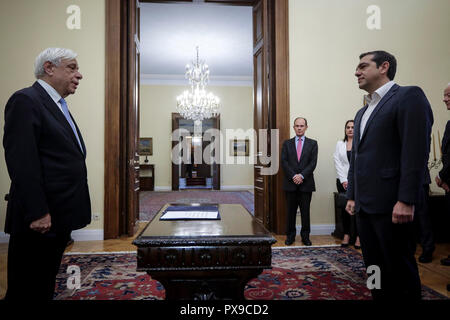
289, 0, 450, 224
140, 84, 254, 188
0, 0, 105, 231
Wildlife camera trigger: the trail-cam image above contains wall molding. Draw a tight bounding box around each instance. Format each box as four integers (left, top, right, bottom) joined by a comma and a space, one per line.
297, 224, 335, 236
154, 186, 172, 191
220, 185, 253, 191
1, 226, 335, 242
71, 229, 104, 241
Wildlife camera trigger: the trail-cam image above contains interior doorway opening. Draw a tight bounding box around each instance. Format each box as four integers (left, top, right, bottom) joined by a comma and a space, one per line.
104, 0, 290, 239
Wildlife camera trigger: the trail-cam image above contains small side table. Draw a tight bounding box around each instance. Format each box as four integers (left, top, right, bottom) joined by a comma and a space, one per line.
139, 164, 154, 191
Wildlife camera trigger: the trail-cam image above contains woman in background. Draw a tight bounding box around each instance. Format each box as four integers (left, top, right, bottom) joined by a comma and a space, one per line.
333, 120, 360, 249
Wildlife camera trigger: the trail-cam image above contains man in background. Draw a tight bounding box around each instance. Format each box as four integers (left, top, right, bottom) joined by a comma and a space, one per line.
281, 117, 318, 246
436, 83, 450, 266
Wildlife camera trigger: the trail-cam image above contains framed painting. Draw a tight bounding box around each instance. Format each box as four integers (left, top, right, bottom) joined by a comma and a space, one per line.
139, 137, 153, 155
230, 139, 249, 156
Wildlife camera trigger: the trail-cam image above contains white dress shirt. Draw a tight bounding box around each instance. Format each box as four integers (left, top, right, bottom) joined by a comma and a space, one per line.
37, 79, 64, 114
333, 140, 350, 183
360, 80, 396, 139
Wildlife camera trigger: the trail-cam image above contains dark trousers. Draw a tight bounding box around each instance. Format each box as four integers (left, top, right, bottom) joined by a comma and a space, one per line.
285, 190, 312, 241
336, 179, 358, 240
4, 230, 70, 300
414, 184, 435, 254
356, 210, 422, 300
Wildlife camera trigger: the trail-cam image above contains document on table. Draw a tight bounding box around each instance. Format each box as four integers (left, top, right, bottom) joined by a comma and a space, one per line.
160, 205, 220, 220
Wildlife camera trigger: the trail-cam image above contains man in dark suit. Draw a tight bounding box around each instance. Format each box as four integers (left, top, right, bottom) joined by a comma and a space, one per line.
436, 83, 450, 266
281, 117, 318, 246
345, 50, 433, 300
3, 48, 91, 300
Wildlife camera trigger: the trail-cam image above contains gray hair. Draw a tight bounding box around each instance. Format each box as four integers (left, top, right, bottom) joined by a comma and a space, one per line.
34, 47, 77, 79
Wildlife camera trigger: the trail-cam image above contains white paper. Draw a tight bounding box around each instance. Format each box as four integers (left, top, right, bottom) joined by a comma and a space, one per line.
160, 210, 219, 220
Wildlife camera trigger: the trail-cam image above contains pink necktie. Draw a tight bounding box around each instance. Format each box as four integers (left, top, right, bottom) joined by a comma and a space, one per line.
297, 138, 302, 162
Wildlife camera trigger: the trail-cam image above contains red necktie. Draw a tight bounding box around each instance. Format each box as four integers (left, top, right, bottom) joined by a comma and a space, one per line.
297, 138, 302, 162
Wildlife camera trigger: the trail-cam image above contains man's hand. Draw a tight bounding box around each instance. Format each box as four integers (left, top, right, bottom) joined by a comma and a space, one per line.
293, 174, 303, 185
392, 201, 414, 224
342, 182, 348, 190
436, 176, 450, 192
30, 213, 51, 234
345, 200, 355, 215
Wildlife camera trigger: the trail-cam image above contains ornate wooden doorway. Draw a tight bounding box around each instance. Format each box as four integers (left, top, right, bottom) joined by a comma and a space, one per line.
171, 113, 221, 191
104, 0, 289, 238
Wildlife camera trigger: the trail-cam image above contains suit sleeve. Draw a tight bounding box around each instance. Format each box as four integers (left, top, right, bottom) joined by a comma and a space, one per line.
281, 140, 296, 180
346, 133, 356, 201
439, 122, 450, 183
396, 87, 432, 204
3, 93, 49, 225
301, 141, 318, 178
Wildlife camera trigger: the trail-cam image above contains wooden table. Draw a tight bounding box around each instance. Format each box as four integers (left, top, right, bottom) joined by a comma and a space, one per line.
132, 203, 276, 300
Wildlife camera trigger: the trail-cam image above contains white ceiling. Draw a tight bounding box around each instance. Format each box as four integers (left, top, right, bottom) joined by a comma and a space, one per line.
139, 2, 253, 85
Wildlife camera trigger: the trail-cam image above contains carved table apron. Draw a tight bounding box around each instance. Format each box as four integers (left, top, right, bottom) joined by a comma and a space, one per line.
133, 203, 276, 300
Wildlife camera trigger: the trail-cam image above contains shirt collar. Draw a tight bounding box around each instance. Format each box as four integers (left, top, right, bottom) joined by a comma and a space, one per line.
364, 80, 395, 105
296, 135, 305, 142
37, 79, 62, 105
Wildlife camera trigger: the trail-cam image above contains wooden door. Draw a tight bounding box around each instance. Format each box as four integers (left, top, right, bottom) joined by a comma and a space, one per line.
253, 0, 271, 229
126, 0, 140, 236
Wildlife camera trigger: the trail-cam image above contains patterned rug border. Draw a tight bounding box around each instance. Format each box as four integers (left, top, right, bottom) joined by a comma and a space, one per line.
57, 247, 448, 300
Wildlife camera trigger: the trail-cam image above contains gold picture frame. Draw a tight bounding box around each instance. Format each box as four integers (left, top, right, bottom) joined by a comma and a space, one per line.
230, 139, 249, 156
139, 137, 153, 155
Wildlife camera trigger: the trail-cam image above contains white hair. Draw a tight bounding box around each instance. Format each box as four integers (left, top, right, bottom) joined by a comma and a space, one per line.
34, 47, 77, 79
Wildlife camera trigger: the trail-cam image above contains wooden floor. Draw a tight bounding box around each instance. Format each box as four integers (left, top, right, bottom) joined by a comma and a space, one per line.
1, 221, 449, 299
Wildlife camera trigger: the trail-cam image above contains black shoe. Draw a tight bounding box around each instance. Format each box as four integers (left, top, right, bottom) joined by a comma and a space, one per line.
418, 251, 433, 263
302, 238, 312, 246
285, 238, 294, 246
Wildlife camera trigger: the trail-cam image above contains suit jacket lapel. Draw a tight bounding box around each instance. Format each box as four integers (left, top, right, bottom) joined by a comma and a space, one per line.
33, 82, 84, 156
360, 84, 399, 144
353, 105, 367, 152
289, 138, 297, 162
299, 137, 309, 165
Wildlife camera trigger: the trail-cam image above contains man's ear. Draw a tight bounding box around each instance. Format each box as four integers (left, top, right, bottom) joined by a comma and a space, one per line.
379, 61, 390, 75
42, 61, 54, 76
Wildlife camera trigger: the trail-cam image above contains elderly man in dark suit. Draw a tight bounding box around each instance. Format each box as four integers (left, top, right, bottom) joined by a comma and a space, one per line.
281, 117, 318, 246
436, 83, 450, 266
3, 48, 91, 300
346, 50, 433, 300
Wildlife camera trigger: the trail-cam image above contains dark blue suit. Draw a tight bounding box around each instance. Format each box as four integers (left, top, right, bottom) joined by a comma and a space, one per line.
281, 136, 318, 241
347, 84, 433, 300
439, 121, 450, 185
3, 81, 91, 299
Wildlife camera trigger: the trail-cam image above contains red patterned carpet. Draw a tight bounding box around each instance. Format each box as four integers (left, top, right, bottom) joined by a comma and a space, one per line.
54, 247, 446, 300
139, 190, 254, 221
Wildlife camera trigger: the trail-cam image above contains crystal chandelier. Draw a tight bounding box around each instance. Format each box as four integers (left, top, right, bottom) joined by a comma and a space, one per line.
176, 46, 220, 125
